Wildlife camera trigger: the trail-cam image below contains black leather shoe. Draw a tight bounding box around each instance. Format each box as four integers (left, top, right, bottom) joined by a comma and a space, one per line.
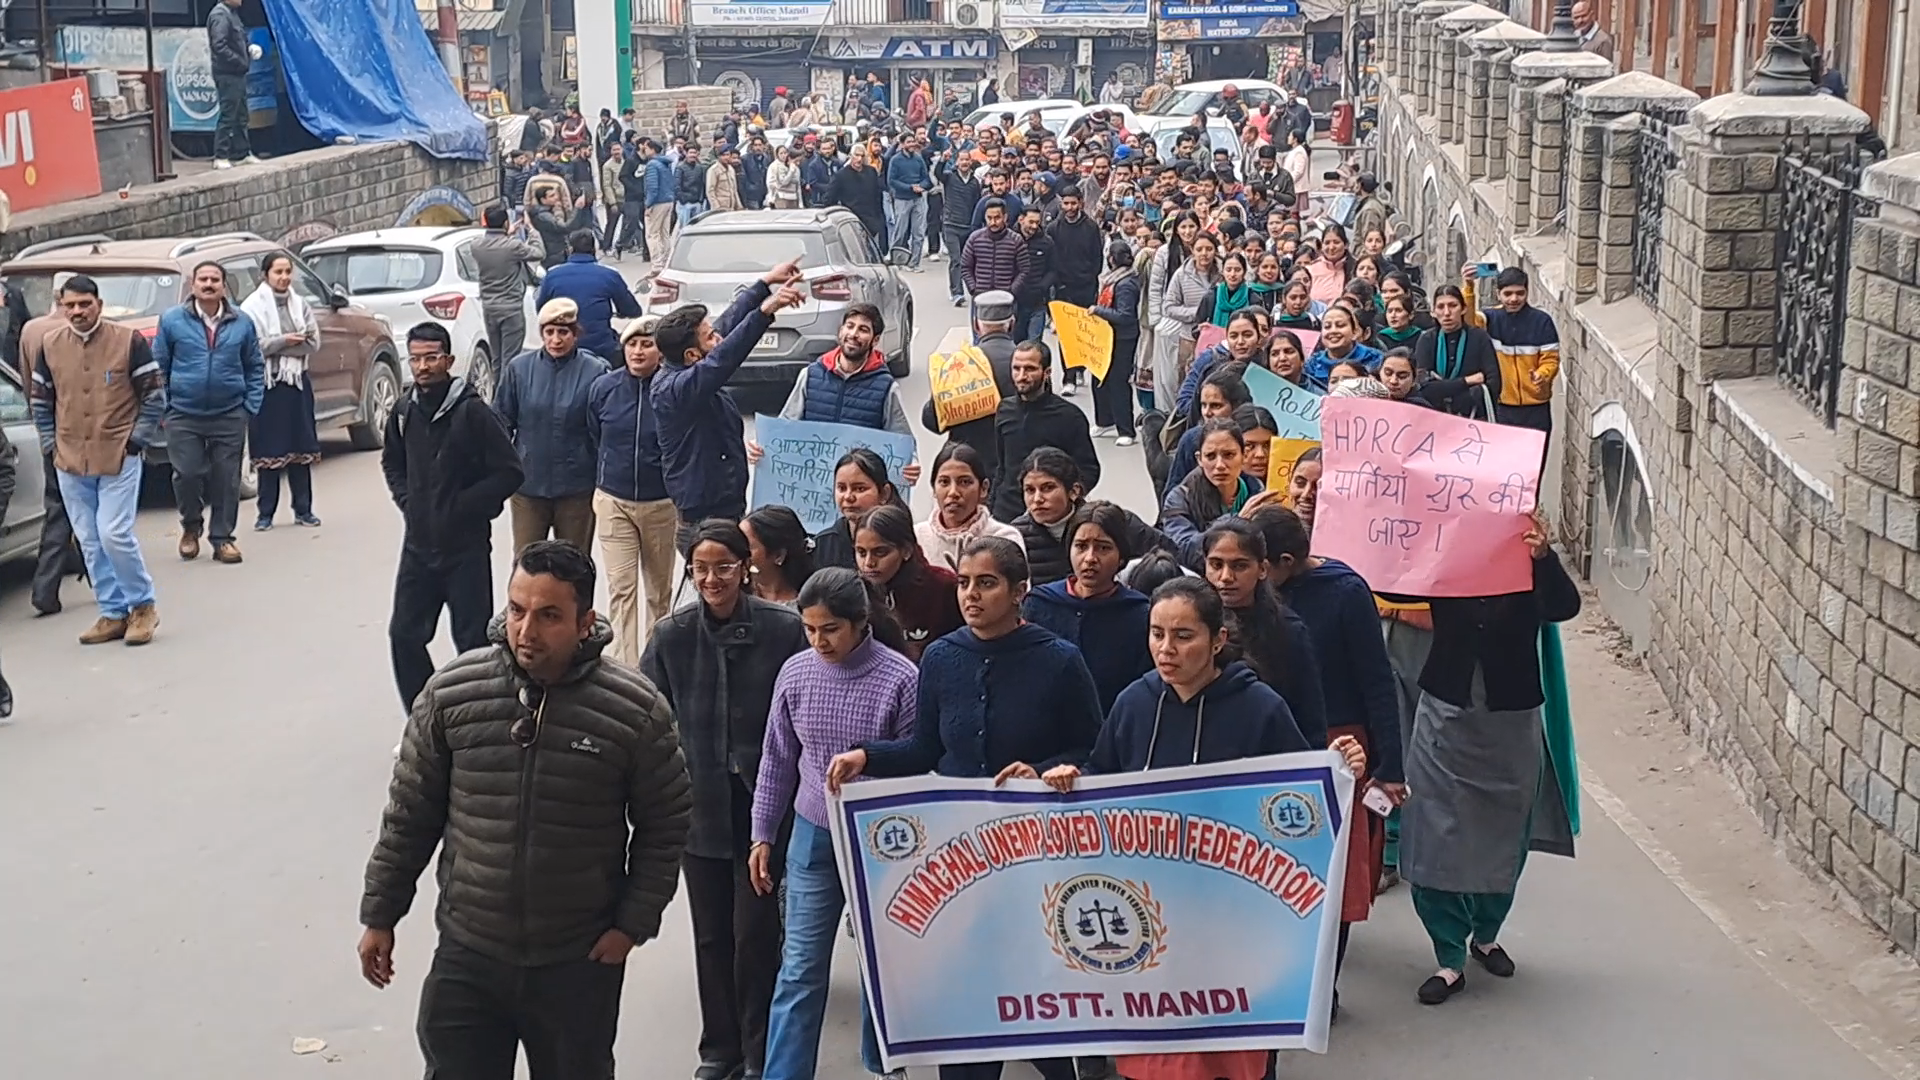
693, 1062, 742, 1080
1417, 971, 1465, 1005
1471, 942, 1516, 977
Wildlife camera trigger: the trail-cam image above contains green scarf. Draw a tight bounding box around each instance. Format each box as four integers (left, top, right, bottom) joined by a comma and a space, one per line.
1227, 475, 1253, 515
1210, 282, 1254, 327
1376, 324, 1422, 349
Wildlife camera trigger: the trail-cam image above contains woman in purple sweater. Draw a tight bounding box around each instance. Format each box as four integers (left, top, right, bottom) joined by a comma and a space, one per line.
752, 568, 918, 1080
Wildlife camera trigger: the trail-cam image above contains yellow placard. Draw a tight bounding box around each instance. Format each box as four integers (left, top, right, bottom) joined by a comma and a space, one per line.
1050, 300, 1114, 383
1266, 437, 1320, 501
929, 345, 1003, 430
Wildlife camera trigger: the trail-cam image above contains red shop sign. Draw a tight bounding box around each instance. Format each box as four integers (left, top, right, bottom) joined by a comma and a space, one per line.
0, 78, 103, 213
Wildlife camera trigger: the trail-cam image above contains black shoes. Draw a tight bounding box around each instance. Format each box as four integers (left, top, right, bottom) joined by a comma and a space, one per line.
692, 1062, 742, 1080
1417, 970, 1465, 1005
1472, 942, 1516, 978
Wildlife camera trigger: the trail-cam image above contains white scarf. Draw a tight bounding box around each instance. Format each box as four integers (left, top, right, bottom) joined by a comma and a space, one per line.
239, 282, 313, 388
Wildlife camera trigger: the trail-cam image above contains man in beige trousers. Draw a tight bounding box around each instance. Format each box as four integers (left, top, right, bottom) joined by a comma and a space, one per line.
587, 317, 680, 665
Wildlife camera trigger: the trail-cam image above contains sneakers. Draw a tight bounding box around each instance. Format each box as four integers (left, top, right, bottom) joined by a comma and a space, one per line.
254, 517, 274, 532
952, 296, 966, 307
212, 159, 233, 170
1093, 425, 1117, 438
79, 616, 128, 645
241, 154, 263, 165
1062, 382, 1080, 397
179, 530, 201, 560
1115, 435, 1137, 447
213, 541, 243, 564
294, 512, 322, 527
125, 603, 159, 646
929, 250, 943, 261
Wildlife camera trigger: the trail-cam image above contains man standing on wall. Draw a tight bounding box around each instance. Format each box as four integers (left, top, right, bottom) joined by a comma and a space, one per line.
207, 0, 259, 169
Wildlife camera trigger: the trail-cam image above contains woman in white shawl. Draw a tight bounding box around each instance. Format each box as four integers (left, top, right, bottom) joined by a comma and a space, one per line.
767, 144, 803, 209
239, 251, 323, 530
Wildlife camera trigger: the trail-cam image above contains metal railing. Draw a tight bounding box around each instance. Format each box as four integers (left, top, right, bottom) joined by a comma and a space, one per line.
1775, 139, 1881, 427
1629, 113, 1680, 309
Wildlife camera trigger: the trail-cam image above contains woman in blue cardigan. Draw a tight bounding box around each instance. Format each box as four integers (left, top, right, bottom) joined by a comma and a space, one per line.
827, 535, 1101, 1080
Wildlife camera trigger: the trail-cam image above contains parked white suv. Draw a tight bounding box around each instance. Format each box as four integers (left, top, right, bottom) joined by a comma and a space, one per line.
303, 227, 539, 401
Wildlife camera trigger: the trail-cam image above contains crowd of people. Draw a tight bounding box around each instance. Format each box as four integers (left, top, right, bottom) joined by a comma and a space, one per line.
15, 73, 1579, 1080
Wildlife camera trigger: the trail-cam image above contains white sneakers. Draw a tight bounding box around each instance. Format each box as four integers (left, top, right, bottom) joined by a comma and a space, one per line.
241, 154, 263, 165
1093, 425, 1117, 438
213, 159, 233, 170
1116, 435, 1136, 447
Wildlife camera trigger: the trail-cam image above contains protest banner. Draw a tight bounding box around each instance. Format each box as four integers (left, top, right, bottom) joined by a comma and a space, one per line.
1266, 437, 1320, 496
1050, 300, 1114, 381
1242, 364, 1323, 440
751, 414, 917, 533
1278, 328, 1320, 359
929, 345, 1003, 430
832, 754, 1354, 1067
1310, 398, 1546, 596
1195, 323, 1226, 356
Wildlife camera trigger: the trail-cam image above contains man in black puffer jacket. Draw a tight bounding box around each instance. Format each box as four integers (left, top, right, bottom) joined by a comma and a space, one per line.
936, 154, 983, 306
359, 540, 692, 1080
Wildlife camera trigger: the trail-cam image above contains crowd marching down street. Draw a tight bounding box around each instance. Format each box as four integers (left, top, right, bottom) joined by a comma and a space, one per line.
21, 72, 1581, 1080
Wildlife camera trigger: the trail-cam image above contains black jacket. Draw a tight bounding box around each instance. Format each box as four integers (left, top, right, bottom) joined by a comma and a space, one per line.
1014, 227, 1055, 309
1015, 506, 1164, 587
1047, 213, 1104, 295
1419, 553, 1581, 712
641, 597, 808, 860
920, 331, 1016, 479
529, 203, 575, 268
1411, 324, 1502, 419
206, 2, 251, 76
675, 159, 708, 203
937, 163, 984, 232
739, 151, 770, 208
827, 165, 887, 237
380, 378, 524, 558
361, 617, 692, 966
991, 390, 1101, 522
1092, 271, 1142, 355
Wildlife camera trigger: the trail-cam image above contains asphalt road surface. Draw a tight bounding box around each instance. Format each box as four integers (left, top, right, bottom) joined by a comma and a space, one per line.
1, 260, 1916, 1079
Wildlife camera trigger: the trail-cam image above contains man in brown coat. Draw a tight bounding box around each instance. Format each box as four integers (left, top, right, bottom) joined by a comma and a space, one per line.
358, 540, 692, 1078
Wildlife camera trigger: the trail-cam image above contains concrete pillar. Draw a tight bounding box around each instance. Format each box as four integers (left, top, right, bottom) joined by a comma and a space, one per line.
1510, 49, 1613, 232
1569, 71, 1702, 303
1412, 0, 1469, 115
1435, 4, 1506, 146
1472, 21, 1545, 182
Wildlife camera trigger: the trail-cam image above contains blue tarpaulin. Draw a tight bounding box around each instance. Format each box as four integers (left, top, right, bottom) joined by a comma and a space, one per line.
259, 0, 488, 161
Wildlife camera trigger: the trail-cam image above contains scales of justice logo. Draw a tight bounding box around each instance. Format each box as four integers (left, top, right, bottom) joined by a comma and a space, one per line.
866, 814, 927, 862
1043, 875, 1167, 975
1260, 791, 1324, 842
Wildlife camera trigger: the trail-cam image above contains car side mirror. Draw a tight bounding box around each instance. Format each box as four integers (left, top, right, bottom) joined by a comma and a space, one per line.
327, 283, 350, 308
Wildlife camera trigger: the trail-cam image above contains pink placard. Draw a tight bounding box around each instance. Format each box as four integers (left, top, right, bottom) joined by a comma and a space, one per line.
1281, 328, 1321, 358
1195, 324, 1226, 355
1309, 398, 1547, 597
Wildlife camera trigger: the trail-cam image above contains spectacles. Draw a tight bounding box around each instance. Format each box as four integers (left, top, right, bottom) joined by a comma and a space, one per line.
690, 561, 743, 579
511, 685, 546, 748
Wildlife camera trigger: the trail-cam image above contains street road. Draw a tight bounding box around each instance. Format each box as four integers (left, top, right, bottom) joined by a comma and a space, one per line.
0, 260, 1915, 1079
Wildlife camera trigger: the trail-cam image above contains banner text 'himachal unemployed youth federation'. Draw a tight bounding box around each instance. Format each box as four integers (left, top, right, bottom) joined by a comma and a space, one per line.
830, 754, 1355, 1068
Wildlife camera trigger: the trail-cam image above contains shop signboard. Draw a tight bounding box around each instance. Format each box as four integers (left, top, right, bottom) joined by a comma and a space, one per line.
824, 36, 998, 60
1000, 0, 1150, 29
1156, 15, 1298, 38
56, 24, 278, 134
1160, 0, 1300, 17
691, 0, 833, 27
0, 78, 103, 212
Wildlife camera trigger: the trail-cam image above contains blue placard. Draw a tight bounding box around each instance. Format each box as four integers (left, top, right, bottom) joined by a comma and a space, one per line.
750, 414, 917, 534
831, 754, 1354, 1067
1242, 363, 1322, 440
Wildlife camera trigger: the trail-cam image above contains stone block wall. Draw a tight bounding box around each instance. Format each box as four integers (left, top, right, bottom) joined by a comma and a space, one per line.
628, 86, 735, 144
3, 139, 500, 259
1385, 0, 1920, 956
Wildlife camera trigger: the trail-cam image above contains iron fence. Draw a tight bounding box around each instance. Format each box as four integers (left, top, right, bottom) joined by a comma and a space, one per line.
1630, 113, 1681, 308
1776, 139, 1881, 427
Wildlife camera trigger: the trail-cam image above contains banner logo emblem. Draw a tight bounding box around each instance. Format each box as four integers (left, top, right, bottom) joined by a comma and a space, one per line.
867, 814, 926, 862
1260, 791, 1323, 841
1043, 875, 1166, 975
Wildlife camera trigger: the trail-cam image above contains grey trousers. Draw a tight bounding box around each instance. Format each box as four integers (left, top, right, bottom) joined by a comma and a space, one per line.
483, 306, 526, 388
169, 408, 249, 544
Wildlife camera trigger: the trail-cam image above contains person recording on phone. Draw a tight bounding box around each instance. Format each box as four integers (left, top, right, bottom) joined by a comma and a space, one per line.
1458, 262, 1560, 437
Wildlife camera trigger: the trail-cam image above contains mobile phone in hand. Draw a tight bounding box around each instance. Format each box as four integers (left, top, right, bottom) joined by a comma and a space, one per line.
1362, 785, 1395, 817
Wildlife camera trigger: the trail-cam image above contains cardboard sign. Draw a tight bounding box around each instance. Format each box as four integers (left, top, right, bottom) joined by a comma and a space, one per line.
929, 345, 1002, 430
1266, 437, 1320, 499
1310, 398, 1546, 597
1050, 300, 1114, 382
1195, 323, 1226, 356
751, 414, 918, 533
1242, 363, 1323, 440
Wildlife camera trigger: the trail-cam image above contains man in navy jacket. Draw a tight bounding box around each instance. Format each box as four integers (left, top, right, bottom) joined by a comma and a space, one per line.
535, 231, 641, 363
648, 260, 805, 550
641, 140, 677, 277
151, 261, 263, 564
587, 316, 676, 664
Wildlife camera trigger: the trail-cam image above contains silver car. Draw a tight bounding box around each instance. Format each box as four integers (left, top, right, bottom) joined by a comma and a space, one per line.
0, 363, 46, 565
643, 209, 916, 391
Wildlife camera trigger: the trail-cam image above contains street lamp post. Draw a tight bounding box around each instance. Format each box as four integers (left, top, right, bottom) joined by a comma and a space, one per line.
1747, 0, 1817, 95
1541, 0, 1581, 52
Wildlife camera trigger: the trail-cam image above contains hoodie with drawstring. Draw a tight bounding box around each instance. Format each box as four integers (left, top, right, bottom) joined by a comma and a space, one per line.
1087, 661, 1309, 774
380, 376, 524, 557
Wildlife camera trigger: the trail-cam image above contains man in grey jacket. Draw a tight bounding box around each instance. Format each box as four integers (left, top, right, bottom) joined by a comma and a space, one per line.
494, 298, 606, 554
468, 206, 541, 395
206, 0, 256, 168
359, 539, 692, 1080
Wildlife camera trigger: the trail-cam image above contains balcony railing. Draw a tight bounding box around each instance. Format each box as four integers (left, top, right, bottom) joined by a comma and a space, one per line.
828, 0, 945, 24
634, 0, 686, 24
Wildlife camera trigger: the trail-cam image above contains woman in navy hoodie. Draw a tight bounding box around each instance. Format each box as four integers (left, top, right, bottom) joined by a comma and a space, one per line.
1021, 500, 1154, 715
1197, 519, 1328, 748
828, 535, 1100, 1080
1039, 577, 1365, 1080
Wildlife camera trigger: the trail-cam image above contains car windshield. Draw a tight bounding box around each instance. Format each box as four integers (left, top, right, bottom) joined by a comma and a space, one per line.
671, 231, 828, 273
1147, 90, 1216, 116
13, 271, 178, 321
307, 249, 444, 295
1153, 128, 1236, 162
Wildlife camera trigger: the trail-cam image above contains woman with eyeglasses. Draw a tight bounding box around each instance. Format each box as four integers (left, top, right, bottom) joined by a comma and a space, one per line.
642, 519, 810, 1080
742, 505, 819, 607
855, 504, 962, 663
827, 536, 1100, 1080
813, 448, 904, 571
753, 568, 916, 1080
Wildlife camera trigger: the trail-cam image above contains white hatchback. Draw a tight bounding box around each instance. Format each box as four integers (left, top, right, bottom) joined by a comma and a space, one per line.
303, 226, 539, 401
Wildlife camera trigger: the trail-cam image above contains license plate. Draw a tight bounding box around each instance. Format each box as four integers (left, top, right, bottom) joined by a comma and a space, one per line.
753, 333, 783, 353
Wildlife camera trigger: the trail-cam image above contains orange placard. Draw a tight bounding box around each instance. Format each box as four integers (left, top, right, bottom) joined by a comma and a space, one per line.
0, 78, 103, 212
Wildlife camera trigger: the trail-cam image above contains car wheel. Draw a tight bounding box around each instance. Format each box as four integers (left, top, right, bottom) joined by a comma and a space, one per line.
889, 305, 914, 378
349, 355, 401, 451
467, 343, 495, 403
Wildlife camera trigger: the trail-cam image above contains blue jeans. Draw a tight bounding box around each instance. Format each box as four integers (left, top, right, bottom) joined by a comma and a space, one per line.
676, 201, 706, 228
889, 194, 926, 268
59, 456, 155, 619
762, 817, 883, 1079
